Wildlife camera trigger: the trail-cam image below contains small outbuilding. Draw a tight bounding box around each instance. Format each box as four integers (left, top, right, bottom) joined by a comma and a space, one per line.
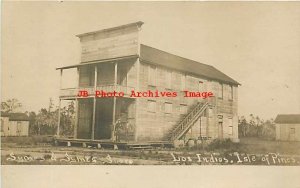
275, 114, 300, 141
0, 112, 30, 137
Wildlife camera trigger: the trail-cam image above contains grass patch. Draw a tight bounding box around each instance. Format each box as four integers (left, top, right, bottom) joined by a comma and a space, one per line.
1, 136, 54, 146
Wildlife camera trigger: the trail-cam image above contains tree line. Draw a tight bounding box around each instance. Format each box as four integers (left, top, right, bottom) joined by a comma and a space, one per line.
238, 114, 275, 140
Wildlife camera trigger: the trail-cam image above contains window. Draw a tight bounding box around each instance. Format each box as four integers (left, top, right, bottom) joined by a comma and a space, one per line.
180, 74, 186, 91
218, 83, 223, 99
228, 118, 233, 135
179, 104, 188, 114
1, 119, 3, 132
199, 80, 204, 91
290, 128, 295, 134
165, 102, 172, 114
79, 66, 95, 87
147, 100, 156, 112
166, 70, 172, 89
229, 85, 233, 100
228, 126, 233, 135
208, 108, 213, 118
148, 66, 156, 86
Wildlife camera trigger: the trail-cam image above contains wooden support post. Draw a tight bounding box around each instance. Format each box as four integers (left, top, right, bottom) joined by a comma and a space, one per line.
112, 62, 118, 142
134, 58, 140, 142
74, 68, 80, 139
91, 65, 98, 140
57, 99, 61, 137
74, 99, 78, 139
57, 69, 63, 137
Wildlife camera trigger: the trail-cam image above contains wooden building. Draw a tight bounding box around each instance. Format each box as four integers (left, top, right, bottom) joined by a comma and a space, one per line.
1, 112, 30, 137
275, 114, 300, 142
56, 21, 240, 147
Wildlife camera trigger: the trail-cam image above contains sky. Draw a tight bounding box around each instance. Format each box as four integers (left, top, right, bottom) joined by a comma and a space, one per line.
2, 1, 300, 119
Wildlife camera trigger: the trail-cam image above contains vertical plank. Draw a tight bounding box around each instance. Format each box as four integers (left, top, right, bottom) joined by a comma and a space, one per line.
74, 68, 80, 139
112, 62, 118, 141
134, 58, 140, 142
57, 69, 63, 137
91, 66, 98, 140
57, 99, 61, 137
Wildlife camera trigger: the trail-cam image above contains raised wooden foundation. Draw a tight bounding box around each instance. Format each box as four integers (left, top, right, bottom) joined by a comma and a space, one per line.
54, 138, 172, 150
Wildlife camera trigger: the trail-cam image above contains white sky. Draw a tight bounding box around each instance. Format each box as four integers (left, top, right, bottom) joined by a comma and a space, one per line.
2, 1, 300, 119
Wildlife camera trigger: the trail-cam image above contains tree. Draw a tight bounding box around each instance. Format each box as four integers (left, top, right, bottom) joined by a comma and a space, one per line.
35, 108, 58, 135
33, 101, 75, 136
28, 111, 37, 135
59, 101, 75, 136
1, 98, 22, 112
238, 116, 248, 137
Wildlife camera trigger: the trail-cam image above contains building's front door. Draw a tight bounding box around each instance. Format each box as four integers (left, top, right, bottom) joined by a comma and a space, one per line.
218, 122, 223, 139
94, 98, 113, 140
77, 99, 93, 139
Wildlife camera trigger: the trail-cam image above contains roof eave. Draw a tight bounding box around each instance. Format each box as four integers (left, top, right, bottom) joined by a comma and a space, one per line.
76, 21, 144, 38
139, 58, 241, 86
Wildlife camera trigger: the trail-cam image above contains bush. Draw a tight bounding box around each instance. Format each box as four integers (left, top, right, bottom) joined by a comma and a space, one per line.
207, 138, 240, 151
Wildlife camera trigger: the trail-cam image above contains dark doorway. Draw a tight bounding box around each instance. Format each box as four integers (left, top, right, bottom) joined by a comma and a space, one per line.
94, 98, 113, 140
77, 99, 93, 139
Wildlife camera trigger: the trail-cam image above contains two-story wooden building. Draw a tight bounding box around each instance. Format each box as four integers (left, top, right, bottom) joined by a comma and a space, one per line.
56, 21, 240, 148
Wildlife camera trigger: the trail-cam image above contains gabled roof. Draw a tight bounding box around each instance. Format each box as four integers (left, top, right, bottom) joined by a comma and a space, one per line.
1, 112, 30, 121
275, 114, 300, 124
140, 44, 240, 86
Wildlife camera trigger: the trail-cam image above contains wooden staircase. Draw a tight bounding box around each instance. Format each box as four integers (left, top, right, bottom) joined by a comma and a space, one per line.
169, 101, 209, 141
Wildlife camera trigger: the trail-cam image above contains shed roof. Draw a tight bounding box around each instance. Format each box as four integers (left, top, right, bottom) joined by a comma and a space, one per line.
1, 112, 30, 121
140, 44, 240, 85
275, 114, 300, 124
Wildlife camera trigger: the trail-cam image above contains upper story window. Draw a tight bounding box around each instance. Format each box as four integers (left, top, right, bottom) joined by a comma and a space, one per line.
165, 102, 173, 114
147, 100, 156, 113
290, 128, 296, 134
179, 104, 188, 114
148, 65, 156, 86
79, 66, 95, 87
218, 83, 223, 99
199, 80, 204, 91
180, 74, 186, 91
166, 70, 172, 89
229, 85, 234, 100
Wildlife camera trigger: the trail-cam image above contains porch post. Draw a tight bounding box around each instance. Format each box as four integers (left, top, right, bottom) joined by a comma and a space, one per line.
57, 69, 63, 137
134, 58, 140, 142
91, 65, 98, 140
112, 62, 118, 141
74, 68, 80, 139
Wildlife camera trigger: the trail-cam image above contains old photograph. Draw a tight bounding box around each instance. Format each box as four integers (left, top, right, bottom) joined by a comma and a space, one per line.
1, 1, 300, 169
